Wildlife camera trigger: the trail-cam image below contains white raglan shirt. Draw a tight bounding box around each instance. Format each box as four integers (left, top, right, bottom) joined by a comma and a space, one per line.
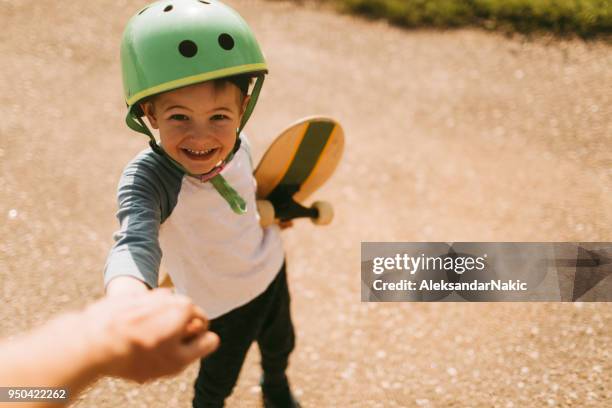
104, 135, 285, 318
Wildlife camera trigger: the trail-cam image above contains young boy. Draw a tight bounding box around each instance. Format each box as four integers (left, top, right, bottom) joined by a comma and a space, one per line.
104, 1, 300, 407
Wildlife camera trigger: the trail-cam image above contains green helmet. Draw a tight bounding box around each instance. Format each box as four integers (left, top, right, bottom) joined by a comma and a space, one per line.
120, 0, 268, 214
121, 0, 267, 129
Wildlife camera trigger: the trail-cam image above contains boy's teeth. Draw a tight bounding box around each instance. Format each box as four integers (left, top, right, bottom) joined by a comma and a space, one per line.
186, 148, 213, 156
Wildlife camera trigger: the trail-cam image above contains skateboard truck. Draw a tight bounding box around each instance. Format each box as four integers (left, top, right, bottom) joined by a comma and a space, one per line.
257, 185, 333, 227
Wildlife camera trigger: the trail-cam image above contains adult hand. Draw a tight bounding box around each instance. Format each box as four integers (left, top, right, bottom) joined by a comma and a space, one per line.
87, 289, 220, 383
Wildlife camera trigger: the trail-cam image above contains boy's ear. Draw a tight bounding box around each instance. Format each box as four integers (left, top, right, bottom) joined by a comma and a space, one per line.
140, 101, 159, 129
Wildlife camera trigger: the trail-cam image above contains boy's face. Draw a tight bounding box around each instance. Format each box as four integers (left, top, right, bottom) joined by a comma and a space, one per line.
141, 81, 249, 175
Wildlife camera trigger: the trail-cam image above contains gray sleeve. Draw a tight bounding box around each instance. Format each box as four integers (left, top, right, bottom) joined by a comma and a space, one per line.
103, 159, 165, 289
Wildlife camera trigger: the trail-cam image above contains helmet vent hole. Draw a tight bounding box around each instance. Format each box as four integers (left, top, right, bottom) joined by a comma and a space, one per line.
218, 33, 234, 50
178, 40, 198, 58
198, 0, 211, 4
164, 5, 173, 12
138, 7, 149, 15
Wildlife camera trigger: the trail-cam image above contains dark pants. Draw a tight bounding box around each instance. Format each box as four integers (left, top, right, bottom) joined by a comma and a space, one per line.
193, 263, 295, 408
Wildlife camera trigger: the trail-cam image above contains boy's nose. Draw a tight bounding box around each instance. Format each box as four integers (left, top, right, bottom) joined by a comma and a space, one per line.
188, 125, 213, 140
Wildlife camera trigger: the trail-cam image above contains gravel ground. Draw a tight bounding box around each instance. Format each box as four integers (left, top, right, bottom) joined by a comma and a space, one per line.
0, 0, 610, 407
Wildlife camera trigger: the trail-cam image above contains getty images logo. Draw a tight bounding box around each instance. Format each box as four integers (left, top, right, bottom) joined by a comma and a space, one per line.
371, 252, 488, 275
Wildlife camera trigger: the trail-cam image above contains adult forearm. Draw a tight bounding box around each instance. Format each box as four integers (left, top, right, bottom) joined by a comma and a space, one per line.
0, 311, 109, 407
0, 287, 218, 408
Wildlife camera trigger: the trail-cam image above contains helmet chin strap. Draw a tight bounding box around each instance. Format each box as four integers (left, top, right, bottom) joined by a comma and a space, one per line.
195, 136, 242, 182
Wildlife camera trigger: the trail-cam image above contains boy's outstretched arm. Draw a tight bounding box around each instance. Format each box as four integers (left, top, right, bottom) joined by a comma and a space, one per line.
106, 275, 149, 297
104, 155, 179, 292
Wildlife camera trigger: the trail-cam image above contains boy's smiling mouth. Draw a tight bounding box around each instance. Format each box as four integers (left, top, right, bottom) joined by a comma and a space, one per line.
180, 146, 220, 162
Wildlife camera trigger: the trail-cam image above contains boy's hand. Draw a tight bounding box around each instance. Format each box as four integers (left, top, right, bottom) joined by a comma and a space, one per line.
86, 290, 219, 384
278, 220, 294, 230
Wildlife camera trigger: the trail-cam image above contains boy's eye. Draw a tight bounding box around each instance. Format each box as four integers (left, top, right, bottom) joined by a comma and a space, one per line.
211, 114, 229, 121
169, 114, 189, 121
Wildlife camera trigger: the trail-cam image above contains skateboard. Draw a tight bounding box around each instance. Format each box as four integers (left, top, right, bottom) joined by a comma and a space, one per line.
255, 116, 344, 227
158, 116, 344, 288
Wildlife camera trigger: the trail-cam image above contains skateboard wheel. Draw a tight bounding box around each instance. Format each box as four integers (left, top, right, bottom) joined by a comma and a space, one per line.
257, 199, 276, 227
312, 201, 334, 225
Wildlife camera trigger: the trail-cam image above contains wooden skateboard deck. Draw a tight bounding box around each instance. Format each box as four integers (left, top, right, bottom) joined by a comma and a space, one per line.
254, 116, 344, 225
